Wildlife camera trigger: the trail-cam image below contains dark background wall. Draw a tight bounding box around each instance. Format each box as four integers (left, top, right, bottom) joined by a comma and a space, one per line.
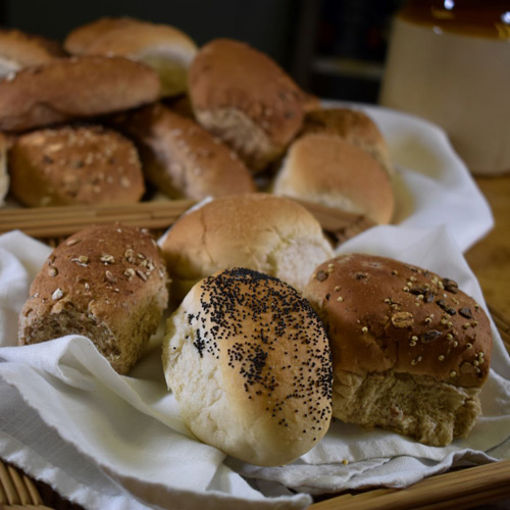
0, 0, 403, 104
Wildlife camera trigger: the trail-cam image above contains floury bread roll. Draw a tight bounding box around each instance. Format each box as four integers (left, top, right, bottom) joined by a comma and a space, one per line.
300, 107, 394, 177
19, 224, 169, 374
188, 38, 306, 172
0, 28, 65, 79
160, 193, 334, 302
64, 17, 197, 97
8, 125, 145, 206
304, 253, 493, 446
0, 55, 160, 132
162, 268, 333, 466
113, 103, 256, 200
273, 134, 394, 225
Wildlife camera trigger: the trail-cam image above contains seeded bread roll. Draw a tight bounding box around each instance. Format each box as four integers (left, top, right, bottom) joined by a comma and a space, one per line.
0, 28, 65, 79
163, 267, 332, 466
273, 134, 394, 225
0, 133, 9, 205
160, 193, 334, 303
0, 55, 160, 132
65, 17, 197, 97
304, 253, 493, 446
8, 125, 145, 207
301, 107, 394, 176
19, 224, 169, 374
113, 103, 256, 200
188, 38, 306, 172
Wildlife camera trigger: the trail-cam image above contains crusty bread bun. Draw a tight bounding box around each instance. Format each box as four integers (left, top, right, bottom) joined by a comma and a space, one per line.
304, 253, 493, 446
19, 224, 169, 374
0, 55, 160, 132
162, 267, 332, 466
301, 107, 394, 176
160, 193, 334, 303
8, 125, 145, 207
0, 28, 65, 79
64, 17, 197, 97
273, 133, 394, 225
112, 103, 256, 200
0, 133, 9, 205
188, 38, 306, 172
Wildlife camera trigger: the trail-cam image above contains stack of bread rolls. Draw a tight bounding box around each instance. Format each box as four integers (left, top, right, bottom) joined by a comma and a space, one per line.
0, 17, 395, 232
12, 16, 492, 469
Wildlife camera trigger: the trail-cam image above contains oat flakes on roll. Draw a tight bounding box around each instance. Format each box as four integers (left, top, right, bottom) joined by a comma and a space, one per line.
8, 125, 145, 206
162, 267, 333, 466
188, 38, 307, 172
304, 253, 492, 446
112, 103, 256, 200
0, 55, 160, 132
160, 193, 334, 303
65, 17, 197, 97
19, 224, 169, 374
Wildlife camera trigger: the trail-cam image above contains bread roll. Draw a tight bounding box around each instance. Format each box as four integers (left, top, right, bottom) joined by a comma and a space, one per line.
188, 38, 306, 172
65, 17, 197, 97
0, 133, 9, 205
162, 267, 332, 466
160, 193, 334, 302
273, 133, 394, 225
0, 55, 160, 132
112, 103, 256, 200
8, 125, 145, 206
304, 253, 493, 446
0, 28, 65, 79
19, 224, 169, 374
301, 107, 394, 176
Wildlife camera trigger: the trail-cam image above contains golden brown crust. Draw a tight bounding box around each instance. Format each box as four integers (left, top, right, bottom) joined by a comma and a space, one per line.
273, 133, 394, 224
188, 38, 305, 171
301, 107, 393, 176
304, 253, 492, 388
8, 125, 145, 206
163, 267, 332, 465
64, 17, 197, 97
0, 28, 65, 75
160, 193, 333, 301
19, 224, 169, 374
0, 56, 161, 132
112, 103, 256, 200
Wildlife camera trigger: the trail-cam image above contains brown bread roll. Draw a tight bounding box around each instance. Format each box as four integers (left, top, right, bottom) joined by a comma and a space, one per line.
0, 55, 161, 132
162, 267, 332, 466
0, 28, 65, 79
188, 38, 306, 172
8, 125, 145, 206
19, 224, 169, 374
65, 17, 197, 97
273, 133, 394, 225
304, 253, 493, 446
112, 103, 256, 200
300, 107, 394, 177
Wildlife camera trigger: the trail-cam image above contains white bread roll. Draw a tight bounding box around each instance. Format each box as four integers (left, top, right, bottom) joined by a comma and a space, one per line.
65, 17, 197, 97
160, 193, 334, 303
273, 133, 394, 225
304, 253, 493, 446
19, 224, 169, 374
162, 267, 333, 466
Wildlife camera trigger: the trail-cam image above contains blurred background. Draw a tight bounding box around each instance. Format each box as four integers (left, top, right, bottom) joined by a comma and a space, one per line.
0, 0, 404, 104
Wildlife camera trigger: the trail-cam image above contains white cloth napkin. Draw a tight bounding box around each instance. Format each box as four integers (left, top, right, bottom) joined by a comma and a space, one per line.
324, 101, 494, 252
1, 225, 509, 509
